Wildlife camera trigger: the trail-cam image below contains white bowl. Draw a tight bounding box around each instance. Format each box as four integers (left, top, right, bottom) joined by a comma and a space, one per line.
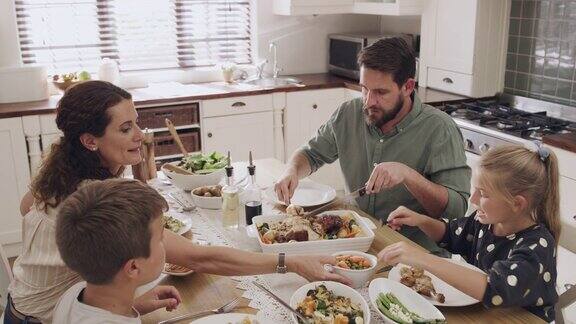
246, 210, 377, 254
190, 187, 223, 210
331, 251, 377, 289
161, 161, 225, 191
368, 278, 445, 324
290, 281, 371, 324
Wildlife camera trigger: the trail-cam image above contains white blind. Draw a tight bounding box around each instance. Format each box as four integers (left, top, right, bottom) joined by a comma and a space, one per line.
15, 0, 252, 74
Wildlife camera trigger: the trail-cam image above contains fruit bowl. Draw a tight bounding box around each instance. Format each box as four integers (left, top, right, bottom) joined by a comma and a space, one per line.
52, 79, 82, 91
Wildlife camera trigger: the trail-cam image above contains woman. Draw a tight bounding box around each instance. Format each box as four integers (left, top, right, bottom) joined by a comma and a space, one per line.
8, 81, 347, 323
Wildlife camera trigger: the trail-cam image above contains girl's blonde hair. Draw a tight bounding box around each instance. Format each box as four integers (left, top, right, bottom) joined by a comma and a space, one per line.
478, 144, 560, 243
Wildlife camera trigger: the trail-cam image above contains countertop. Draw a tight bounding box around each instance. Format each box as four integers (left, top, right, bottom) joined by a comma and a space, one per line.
1, 73, 574, 153
0, 73, 465, 118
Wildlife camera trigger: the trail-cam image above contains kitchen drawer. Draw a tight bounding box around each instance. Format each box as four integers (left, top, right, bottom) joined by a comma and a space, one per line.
427, 68, 474, 96
138, 103, 199, 129
153, 129, 200, 157
201, 94, 273, 118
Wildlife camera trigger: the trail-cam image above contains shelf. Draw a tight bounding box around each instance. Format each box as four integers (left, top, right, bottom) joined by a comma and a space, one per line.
353, 0, 425, 15
273, 0, 426, 16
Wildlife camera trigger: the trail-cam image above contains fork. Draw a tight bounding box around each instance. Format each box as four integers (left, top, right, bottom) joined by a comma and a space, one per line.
157, 297, 240, 324
168, 193, 195, 212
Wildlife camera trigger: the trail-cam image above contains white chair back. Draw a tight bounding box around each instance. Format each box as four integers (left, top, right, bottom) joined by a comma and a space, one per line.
0, 243, 13, 312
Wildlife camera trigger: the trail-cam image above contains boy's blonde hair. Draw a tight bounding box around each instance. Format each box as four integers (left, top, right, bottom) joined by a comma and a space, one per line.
56, 179, 168, 284
478, 145, 560, 243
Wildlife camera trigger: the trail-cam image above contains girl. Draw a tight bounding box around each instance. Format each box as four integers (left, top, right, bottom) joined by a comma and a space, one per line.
380, 144, 560, 322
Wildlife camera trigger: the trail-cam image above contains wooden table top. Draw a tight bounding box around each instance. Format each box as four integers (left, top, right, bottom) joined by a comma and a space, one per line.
141, 159, 543, 324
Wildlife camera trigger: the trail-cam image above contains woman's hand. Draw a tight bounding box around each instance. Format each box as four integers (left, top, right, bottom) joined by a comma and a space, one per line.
133, 285, 181, 315
387, 206, 427, 231
287, 254, 352, 286
377, 241, 427, 267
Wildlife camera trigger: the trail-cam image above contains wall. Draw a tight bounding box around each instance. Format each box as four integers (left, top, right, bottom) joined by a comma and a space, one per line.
504, 0, 576, 106
0, 0, 21, 67
255, 1, 380, 75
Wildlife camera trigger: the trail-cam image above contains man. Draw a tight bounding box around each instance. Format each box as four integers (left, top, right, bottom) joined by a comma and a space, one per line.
275, 37, 471, 252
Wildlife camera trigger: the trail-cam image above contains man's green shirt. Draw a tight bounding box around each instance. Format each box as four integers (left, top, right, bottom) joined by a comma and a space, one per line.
301, 94, 471, 252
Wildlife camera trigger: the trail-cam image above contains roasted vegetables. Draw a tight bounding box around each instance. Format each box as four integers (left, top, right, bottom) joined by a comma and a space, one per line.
296, 284, 364, 324
375, 292, 446, 324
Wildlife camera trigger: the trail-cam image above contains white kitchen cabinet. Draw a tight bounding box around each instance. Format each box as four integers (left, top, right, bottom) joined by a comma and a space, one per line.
274, 0, 426, 16
284, 88, 348, 192
419, 0, 508, 97
201, 111, 275, 162
274, 0, 354, 15
0, 117, 30, 257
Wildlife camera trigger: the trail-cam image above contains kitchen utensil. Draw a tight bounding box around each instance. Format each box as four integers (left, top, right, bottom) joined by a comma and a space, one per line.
157, 297, 240, 324
305, 186, 366, 218
165, 118, 188, 156
252, 281, 311, 324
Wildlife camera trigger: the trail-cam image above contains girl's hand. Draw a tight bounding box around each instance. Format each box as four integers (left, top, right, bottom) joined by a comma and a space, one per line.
377, 242, 427, 267
386, 206, 427, 231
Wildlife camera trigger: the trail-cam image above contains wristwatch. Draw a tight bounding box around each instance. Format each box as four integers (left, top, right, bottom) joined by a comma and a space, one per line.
276, 252, 287, 274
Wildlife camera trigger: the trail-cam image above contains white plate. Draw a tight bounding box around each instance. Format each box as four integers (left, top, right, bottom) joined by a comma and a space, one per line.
290, 281, 371, 324
246, 210, 376, 254
263, 181, 336, 207
388, 260, 483, 307
369, 278, 445, 324
190, 313, 257, 324
165, 214, 192, 236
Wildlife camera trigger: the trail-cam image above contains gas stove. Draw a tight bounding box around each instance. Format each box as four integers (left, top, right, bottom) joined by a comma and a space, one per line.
430, 94, 576, 155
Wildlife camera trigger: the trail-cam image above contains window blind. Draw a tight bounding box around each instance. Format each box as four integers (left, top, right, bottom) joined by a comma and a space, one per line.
14, 0, 252, 74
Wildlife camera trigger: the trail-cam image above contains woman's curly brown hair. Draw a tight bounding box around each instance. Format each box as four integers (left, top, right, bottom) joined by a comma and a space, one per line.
31, 81, 132, 211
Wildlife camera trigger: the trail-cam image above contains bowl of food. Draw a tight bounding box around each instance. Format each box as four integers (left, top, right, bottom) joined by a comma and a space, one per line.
330, 251, 377, 289
246, 210, 376, 254
191, 185, 223, 210
161, 152, 227, 191
162, 214, 192, 238
290, 281, 370, 324
51, 71, 90, 91
369, 278, 445, 324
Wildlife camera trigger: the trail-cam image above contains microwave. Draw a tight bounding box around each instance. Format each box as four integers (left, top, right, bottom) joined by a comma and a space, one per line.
328, 33, 414, 80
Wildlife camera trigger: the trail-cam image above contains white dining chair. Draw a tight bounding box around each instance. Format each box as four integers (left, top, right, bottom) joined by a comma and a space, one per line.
0, 243, 13, 321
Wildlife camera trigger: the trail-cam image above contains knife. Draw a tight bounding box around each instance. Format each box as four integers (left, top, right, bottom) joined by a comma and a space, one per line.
305, 186, 367, 218
252, 281, 311, 324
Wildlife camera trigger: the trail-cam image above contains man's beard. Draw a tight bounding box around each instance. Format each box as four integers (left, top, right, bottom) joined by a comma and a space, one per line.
364, 94, 404, 129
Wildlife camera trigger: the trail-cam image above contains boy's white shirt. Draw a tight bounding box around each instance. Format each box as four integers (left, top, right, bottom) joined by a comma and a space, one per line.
52, 281, 141, 324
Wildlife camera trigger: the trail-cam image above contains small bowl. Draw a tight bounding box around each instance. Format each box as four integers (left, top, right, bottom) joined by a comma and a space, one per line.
191, 186, 223, 210
290, 281, 371, 324
330, 250, 377, 289
52, 79, 81, 91
161, 161, 225, 191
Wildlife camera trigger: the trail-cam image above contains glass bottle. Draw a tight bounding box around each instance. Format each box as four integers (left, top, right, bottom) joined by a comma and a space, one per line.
243, 151, 262, 226
221, 151, 239, 229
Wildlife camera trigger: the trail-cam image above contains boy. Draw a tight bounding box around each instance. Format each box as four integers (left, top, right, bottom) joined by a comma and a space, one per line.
52, 179, 181, 323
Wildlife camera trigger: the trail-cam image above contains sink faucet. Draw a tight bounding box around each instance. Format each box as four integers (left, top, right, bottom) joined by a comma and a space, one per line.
269, 41, 282, 79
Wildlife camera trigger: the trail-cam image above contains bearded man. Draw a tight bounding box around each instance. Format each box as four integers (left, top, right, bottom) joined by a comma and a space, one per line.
275, 37, 471, 253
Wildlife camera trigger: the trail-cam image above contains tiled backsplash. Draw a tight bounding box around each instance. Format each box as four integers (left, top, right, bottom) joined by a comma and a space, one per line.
505, 0, 576, 106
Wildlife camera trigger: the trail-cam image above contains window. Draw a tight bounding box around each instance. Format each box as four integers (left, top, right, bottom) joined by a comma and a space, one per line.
14, 0, 252, 74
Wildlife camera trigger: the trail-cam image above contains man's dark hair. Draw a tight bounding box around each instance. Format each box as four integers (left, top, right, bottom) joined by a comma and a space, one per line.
357, 37, 416, 87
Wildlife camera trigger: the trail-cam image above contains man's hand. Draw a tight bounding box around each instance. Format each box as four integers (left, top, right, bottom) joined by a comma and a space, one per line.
386, 206, 427, 231
365, 162, 411, 194
133, 285, 181, 315
274, 169, 299, 205
287, 254, 352, 286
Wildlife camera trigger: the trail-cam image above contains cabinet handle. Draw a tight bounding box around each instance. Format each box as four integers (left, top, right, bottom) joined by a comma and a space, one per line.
207, 132, 213, 138
231, 101, 246, 108
442, 77, 454, 84
312, 104, 318, 109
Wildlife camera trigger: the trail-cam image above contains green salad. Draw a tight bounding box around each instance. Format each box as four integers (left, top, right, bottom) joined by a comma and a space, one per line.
178, 152, 228, 174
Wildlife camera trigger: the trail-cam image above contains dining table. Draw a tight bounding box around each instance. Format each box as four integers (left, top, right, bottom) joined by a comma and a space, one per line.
141, 158, 544, 324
